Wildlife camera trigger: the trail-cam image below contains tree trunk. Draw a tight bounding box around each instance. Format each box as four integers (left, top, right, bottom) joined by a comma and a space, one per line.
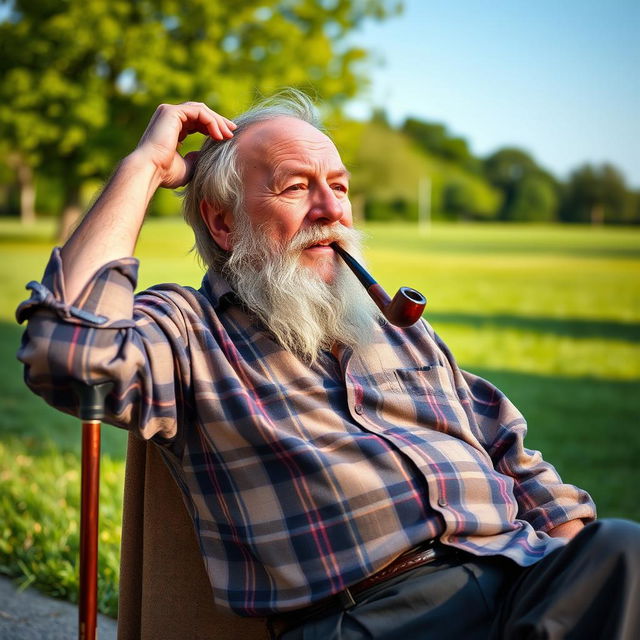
590, 202, 604, 225
16, 161, 37, 225
7, 154, 37, 225
57, 182, 83, 242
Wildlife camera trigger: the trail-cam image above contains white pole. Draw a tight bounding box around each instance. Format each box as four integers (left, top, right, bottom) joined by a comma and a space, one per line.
418, 176, 431, 235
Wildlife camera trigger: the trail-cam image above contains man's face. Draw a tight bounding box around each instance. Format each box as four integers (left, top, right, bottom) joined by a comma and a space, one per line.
234, 117, 353, 283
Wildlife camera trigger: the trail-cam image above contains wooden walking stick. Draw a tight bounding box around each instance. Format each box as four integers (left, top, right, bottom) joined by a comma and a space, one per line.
72, 381, 113, 640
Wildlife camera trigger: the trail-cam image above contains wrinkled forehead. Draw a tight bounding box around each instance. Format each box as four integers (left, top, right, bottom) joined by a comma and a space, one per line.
236, 116, 343, 174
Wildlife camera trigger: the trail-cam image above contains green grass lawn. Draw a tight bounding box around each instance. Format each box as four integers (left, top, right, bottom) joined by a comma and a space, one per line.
1, 217, 639, 617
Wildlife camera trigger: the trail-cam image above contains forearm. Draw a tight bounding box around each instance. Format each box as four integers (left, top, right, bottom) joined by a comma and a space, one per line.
548, 519, 585, 540
60, 150, 160, 303
58, 101, 236, 303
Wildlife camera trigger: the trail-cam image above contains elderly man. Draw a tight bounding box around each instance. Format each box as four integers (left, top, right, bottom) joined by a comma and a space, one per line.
17, 92, 640, 639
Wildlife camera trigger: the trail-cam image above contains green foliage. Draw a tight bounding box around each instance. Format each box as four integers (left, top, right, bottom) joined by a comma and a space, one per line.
0, 0, 401, 217
508, 173, 559, 222
441, 177, 501, 221
560, 163, 634, 224
483, 147, 560, 222
484, 148, 537, 190
402, 117, 475, 168
2, 0, 638, 227
148, 187, 184, 218
0, 439, 124, 618
349, 121, 501, 221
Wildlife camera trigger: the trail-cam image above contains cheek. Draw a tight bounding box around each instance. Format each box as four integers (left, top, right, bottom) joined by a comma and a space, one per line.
245, 199, 287, 233
256, 216, 302, 253
272, 211, 308, 243
269, 219, 300, 245
254, 198, 304, 231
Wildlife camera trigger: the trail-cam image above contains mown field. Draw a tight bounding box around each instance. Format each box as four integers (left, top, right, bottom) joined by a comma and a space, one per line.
1, 218, 638, 618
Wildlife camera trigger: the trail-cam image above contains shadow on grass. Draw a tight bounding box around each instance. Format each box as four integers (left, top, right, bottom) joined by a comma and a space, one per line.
366, 230, 640, 260
428, 311, 640, 342
422, 242, 640, 260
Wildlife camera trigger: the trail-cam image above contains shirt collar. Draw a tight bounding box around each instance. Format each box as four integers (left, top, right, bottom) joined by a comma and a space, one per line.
200, 269, 242, 312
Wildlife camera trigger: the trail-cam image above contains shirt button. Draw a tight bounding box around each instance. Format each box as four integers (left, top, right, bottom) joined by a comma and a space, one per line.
437, 497, 448, 507
354, 404, 364, 415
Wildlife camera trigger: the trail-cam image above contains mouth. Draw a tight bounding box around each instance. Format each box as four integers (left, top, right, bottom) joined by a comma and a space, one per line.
304, 241, 335, 251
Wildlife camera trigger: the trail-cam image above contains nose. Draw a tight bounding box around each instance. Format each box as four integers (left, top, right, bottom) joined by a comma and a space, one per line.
307, 183, 345, 224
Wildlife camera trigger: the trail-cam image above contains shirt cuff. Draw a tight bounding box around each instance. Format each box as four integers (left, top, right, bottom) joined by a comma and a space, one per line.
16, 247, 140, 328
525, 492, 597, 533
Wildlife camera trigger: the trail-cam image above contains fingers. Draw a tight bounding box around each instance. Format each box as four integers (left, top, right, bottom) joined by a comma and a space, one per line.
176, 101, 237, 142
135, 101, 236, 189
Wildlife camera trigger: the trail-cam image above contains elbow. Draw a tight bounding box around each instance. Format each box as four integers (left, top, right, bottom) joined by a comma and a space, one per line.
17, 319, 128, 409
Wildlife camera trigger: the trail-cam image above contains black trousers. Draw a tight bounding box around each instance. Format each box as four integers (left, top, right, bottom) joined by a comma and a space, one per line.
281, 519, 640, 640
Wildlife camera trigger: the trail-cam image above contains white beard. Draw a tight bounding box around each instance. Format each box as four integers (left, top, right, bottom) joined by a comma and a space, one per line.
222, 214, 383, 363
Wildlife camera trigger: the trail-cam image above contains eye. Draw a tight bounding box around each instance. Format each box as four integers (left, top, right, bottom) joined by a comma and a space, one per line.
332, 183, 348, 194
284, 183, 306, 192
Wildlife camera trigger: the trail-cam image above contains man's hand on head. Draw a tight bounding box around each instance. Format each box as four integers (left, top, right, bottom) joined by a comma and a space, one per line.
57, 102, 234, 302
134, 102, 237, 190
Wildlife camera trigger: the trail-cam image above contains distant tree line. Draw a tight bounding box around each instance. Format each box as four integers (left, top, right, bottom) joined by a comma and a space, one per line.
394, 117, 639, 225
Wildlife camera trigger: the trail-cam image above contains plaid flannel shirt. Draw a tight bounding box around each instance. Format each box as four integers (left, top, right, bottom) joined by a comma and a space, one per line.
16, 248, 596, 616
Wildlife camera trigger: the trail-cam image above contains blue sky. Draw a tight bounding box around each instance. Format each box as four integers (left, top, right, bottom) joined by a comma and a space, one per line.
346, 0, 640, 187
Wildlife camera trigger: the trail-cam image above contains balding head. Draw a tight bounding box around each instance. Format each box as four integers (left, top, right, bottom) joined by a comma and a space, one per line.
235, 116, 345, 197
236, 116, 336, 162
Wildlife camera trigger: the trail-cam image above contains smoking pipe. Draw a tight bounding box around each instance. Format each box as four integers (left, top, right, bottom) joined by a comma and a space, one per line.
330, 242, 426, 327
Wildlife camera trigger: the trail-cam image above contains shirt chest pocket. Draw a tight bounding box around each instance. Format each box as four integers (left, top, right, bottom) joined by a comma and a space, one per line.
393, 364, 457, 400
382, 364, 470, 436
359, 364, 461, 431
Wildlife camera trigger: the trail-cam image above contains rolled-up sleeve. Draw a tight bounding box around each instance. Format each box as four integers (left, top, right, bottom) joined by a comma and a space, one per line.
16, 248, 188, 442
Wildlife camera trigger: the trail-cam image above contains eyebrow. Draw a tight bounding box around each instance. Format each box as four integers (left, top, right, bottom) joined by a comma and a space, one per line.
271, 167, 351, 185
329, 168, 351, 180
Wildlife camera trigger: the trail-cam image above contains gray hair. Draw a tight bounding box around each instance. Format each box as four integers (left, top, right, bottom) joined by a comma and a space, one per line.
182, 89, 323, 271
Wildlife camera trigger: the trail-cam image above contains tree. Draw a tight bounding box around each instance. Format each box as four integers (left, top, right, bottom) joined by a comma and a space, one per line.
442, 181, 476, 219
560, 163, 634, 224
0, 0, 402, 234
483, 147, 559, 222
631, 191, 640, 225
402, 119, 447, 155
441, 178, 501, 221
402, 117, 474, 169
348, 118, 501, 222
508, 174, 558, 222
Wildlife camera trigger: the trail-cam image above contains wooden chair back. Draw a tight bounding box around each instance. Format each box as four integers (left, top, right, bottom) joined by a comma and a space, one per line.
117, 433, 269, 639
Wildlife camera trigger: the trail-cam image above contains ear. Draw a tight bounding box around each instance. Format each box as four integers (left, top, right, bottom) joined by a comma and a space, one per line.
200, 200, 233, 251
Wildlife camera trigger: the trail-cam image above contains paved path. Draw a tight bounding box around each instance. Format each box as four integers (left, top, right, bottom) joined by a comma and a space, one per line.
0, 577, 117, 639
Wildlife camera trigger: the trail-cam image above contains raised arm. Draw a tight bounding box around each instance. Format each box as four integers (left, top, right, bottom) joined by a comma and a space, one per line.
60, 102, 236, 302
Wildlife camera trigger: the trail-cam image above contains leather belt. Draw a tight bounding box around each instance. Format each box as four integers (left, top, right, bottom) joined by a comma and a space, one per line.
268, 539, 458, 638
